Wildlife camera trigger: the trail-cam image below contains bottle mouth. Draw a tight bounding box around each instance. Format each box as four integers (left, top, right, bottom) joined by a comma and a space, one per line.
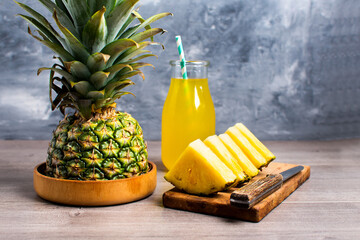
169, 60, 210, 67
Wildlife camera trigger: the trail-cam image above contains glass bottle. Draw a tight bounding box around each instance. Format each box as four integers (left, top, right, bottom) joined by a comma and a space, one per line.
161, 60, 216, 170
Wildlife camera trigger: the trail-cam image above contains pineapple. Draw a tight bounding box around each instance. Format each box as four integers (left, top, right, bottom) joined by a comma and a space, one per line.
16, 0, 171, 180
218, 133, 259, 178
235, 123, 276, 164
204, 135, 248, 184
165, 124, 275, 194
226, 126, 267, 169
164, 139, 237, 195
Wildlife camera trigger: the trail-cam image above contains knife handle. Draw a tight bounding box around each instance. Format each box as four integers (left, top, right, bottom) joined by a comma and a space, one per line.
230, 174, 283, 209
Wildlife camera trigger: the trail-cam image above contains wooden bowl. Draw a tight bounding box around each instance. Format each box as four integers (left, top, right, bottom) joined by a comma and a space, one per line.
33, 161, 157, 206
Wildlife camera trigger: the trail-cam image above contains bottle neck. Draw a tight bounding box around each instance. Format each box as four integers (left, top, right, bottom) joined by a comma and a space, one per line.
170, 60, 209, 79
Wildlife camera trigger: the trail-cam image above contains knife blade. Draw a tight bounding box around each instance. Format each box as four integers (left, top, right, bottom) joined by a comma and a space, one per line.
230, 165, 304, 209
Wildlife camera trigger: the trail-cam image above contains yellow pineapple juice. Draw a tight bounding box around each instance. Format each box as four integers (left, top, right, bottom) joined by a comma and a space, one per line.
162, 61, 215, 170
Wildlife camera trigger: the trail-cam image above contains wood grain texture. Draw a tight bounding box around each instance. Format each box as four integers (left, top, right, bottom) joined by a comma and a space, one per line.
1, 139, 360, 239
230, 173, 283, 208
163, 163, 310, 222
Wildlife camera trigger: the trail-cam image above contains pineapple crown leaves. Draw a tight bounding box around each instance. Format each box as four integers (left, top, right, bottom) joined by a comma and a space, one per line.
15, 0, 172, 119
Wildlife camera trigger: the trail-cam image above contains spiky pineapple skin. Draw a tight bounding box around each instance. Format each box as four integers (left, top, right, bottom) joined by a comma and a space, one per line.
46, 108, 149, 180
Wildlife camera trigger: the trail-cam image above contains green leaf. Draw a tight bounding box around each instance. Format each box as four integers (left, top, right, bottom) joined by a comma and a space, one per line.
53, 10, 90, 63
62, 0, 90, 34
113, 79, 136, 91
78, 99, 93, 119
120, 49, 153, 63
115, 41, 161, 64
64, 61, 91, 79
38, 67, 75, 84
49, 65, 56, 110
87, 52, 110, 73
61, 92, 80, 102
38, 0, 78, 38
110, 64, 149, 81
94, 98, 114, 109
121, 54, 157, 64
105, 63, 133, 80
82, 7, 108, 53
118, 25, 138, 41
15, 1, 64, 46
36, 29, 51, 41
132, 10, 145, 23
131, 10, 153, 41
111, 90, 135, 99
106, 0, 139, 42
86, 90, 105, 100
101, 39, 138, 66
115, 11, 137, 39
135, 69, 145, 80
88, 0, 116, 16
55, 0, 72, 20
108, 65, 132, 81
19, 14, 62, 46
114, 0, 126, 6
130, 62, 154, 70
26, 27, 74, 61
71, 81, 95, 96
120, 12, 172, 39
104, 79, 134, 97
90, 71, 110, 90
130, 28, 165, 44
111, 70, 144, 84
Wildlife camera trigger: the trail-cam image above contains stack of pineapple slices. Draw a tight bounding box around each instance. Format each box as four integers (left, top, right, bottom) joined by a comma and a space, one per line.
164, 123, 276, 195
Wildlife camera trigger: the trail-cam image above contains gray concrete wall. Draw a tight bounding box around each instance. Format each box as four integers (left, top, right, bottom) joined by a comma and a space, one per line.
1, 0, 359, 140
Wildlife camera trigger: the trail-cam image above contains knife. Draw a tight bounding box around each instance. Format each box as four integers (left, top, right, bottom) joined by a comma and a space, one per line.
230, 165, 304, 209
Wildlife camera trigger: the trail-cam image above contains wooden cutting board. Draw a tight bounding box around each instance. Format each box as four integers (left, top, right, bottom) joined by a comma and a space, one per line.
162, 162, 310, 222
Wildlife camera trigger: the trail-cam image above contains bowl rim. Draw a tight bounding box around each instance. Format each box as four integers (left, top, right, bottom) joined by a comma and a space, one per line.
34, 161, 156, 184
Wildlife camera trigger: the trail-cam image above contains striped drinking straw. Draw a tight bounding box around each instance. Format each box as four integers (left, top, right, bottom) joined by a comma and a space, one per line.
175, 35, 188, 79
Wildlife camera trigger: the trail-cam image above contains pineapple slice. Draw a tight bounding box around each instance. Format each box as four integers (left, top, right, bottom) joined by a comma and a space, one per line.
204, 135, 248, 184
164, 139, 236, 195
235, 123, 276, 164
226, 127, 267, 169
218, 134, 259, 178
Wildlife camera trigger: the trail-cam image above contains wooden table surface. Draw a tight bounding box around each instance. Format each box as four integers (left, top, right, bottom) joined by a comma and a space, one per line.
1, 139, 360, 239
